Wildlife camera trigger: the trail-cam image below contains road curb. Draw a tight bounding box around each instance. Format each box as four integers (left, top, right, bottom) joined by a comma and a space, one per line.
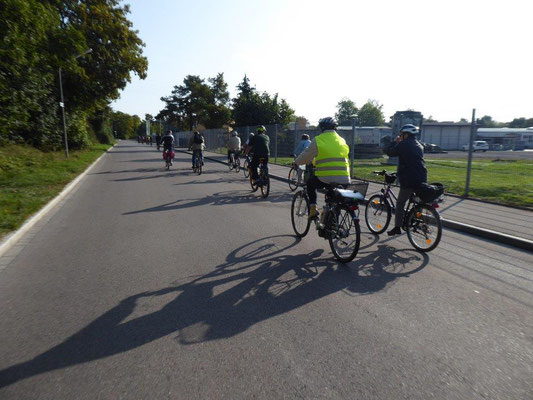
188, 150, 533, 253
0, 142, 117, 259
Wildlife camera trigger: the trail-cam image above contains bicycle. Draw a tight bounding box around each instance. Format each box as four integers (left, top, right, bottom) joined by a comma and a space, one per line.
228, 151, 241, 173
192, 150, 203, 175
291, 183, 367, 263
288, 160, 311, 191
243, 154, 251, 178
163, 149, 172, 170
364, 170, 444, 252
249, 158, 270, 198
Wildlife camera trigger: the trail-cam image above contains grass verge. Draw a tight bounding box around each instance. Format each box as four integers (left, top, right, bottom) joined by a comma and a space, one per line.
0, 143, 112, 240
272, 156, 533, 208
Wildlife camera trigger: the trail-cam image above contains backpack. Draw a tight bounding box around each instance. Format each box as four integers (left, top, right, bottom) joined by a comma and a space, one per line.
416, 183, 444, 203
193, 134, 204, 144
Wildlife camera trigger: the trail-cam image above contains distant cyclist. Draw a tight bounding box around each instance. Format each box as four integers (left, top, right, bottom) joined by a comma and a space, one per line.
161, 130, 175, 165
385, 124, 427, 236
294, 117, 350, 219
246, 126, 270, 185
293, 134, 312, 183
227, 130, 241, 164
188, 130, 206, 169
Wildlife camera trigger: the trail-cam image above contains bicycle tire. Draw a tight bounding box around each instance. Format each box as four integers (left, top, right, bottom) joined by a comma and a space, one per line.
288, 167, 298, 191
235, 158, 240, 173
406, 204, 442, 252
328, 205, 361, 263
260, 171, 270, 198
250, 175, 258, 192
364, 194, 391, 234
243, 159, 250, 178
291, 191, 311, 237
197, 161, 202, 175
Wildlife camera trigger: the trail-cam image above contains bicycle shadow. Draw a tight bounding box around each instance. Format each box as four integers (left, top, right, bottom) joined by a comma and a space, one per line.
0, 236, 427, 388
122, 190, 293, 215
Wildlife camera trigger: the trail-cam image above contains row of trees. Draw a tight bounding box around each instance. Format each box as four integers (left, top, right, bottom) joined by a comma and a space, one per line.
0, 0, 148, 150
156, 75, 295, 131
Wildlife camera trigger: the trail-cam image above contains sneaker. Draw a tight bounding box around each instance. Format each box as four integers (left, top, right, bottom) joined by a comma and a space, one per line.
308, 205, 319, 220
387, 227, 402, 236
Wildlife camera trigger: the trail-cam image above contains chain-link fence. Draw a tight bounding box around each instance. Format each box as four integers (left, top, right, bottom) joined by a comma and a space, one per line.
170, 124, 532, 207
173, 124, 390, 164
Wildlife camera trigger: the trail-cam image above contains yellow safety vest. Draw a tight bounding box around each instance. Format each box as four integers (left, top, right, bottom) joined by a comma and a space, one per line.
315, 131, 350, 178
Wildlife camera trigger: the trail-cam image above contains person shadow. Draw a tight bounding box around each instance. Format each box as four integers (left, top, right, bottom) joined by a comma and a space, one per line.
0, 236, 427, 388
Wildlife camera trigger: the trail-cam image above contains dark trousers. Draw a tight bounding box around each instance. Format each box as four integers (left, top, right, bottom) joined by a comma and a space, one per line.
306, 175, 329, 205
395, 187, 414, 228
250, 155, 269, 180
192, 149, 204, 166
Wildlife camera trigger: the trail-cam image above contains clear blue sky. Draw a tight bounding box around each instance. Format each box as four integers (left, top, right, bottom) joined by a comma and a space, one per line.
112, 0, 533, 124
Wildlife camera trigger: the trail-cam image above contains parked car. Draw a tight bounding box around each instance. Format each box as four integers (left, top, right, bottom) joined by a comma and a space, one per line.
462, 141, 489, 152
421, 142, 447, 153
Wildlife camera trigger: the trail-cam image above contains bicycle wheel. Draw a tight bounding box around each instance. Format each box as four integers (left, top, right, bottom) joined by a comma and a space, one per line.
197, 161, 202, 175
243, 158, 250, 178
364, 194, 391, 234
328, 205, 361, 263
288, 167, 298, 191
235, 158, 240, 173
291, 191, 311, 237
406, 204, 442, 252
249, 174, 258, 192
260, 171, 270, 198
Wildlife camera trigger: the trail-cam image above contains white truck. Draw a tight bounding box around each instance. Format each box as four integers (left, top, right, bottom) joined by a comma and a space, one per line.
462, 140, 489, 152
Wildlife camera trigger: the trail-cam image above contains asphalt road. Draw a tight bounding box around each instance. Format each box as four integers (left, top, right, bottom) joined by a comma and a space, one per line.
0, 140, 532, 399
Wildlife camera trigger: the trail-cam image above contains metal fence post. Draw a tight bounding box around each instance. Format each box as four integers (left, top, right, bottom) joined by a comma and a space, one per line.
465, 108, 476, 197
274, 124, 278, 164
351, 120, 356, 178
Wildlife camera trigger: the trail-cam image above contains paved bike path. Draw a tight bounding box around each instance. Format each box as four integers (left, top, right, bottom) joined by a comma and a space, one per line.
197, 150, 533, 247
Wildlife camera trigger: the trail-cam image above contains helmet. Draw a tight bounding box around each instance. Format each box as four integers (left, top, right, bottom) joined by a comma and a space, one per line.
301, 134, 310, 140
256, 125, 266, 134
318, 117, 338, 131
231, 131, 238, 136
167, 130, 172, 134
400, 124, 419, 136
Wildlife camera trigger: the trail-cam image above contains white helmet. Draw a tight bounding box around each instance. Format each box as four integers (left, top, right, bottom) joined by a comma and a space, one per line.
232, 131, 238, 136
400, 124, 419, 136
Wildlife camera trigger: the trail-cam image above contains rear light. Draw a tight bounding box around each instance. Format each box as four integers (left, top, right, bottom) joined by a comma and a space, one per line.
432, 203, 439, 208
350, 205, 359, 211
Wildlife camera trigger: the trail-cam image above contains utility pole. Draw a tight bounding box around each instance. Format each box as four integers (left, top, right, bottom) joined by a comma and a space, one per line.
465, 108, 476, 197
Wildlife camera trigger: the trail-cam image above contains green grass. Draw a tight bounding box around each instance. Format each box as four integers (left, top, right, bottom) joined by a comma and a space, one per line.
273, 156, 533, 208
0, 143, 112, 240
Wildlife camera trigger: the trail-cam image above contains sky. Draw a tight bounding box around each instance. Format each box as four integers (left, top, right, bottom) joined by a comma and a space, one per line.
111, 0, 533, 125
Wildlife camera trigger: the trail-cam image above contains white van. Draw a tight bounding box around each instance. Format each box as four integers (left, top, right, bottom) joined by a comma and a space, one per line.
462, 141, 489, 152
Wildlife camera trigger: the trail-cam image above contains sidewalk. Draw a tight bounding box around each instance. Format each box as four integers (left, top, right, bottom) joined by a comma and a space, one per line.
188, 150, 533, 251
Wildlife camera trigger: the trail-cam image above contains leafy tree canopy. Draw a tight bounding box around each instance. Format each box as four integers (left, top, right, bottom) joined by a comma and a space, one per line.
358, 100, 385, 126
335, 98, 359, 126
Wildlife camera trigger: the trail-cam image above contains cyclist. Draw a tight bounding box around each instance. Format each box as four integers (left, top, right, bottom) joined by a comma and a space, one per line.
293, 134, 312, 183
188, 130, 206, 169
294, 117, 350, 219
227, 130, 241, 165
161, 130, 175, 165
385, 124, 427, 236
245, 126, 270, 185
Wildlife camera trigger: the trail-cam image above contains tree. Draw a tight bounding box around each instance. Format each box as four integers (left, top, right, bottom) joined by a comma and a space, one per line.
509, 117, 533, 128
335, 98, 358, 126
358, 100, 385, 126
476, 115, 497, 127
231, 75, 294, 127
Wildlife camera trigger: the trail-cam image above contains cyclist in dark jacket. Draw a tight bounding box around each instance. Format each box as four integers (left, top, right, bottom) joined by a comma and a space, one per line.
385, 124, 427, 236
246, 126, 270, 184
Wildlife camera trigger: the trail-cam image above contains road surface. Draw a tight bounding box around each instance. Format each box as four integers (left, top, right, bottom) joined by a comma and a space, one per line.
0, 141, 531, 399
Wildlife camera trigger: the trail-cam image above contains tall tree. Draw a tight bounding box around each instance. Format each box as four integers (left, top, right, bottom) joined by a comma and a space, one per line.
232, 75, 294, 127
358, 100, 385, 126
335, 98, 359, 126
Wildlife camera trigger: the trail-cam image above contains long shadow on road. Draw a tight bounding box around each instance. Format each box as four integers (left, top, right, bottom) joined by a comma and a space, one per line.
0, 236, 428, 388
123, 190, 293, 215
